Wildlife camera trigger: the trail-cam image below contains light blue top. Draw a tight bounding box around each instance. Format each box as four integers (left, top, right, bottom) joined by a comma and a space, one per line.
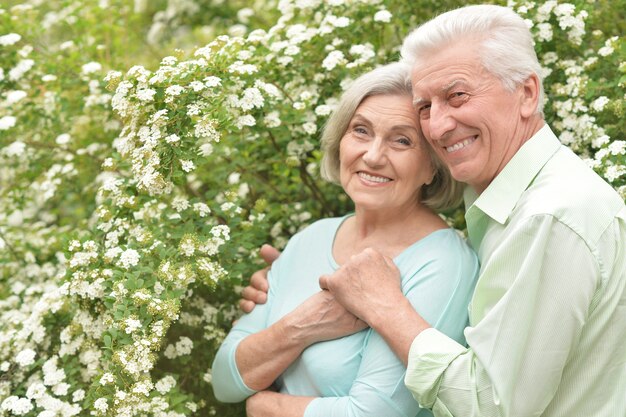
212, 215, 479, 417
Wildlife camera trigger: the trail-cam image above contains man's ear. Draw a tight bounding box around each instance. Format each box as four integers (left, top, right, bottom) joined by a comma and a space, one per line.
520, 73, 540, 118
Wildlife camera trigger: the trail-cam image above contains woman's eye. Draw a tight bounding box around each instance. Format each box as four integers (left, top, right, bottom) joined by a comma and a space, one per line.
353, 126, 368, 135
396, 137, 412, 146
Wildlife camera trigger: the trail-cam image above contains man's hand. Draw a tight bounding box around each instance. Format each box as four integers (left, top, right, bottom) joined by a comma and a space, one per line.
319, 247, 403, 327
283, 290, 368, 346
239, 244, 281, 313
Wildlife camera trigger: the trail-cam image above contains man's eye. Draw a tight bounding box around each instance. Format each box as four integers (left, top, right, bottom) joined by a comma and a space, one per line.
449, 92, 469, 106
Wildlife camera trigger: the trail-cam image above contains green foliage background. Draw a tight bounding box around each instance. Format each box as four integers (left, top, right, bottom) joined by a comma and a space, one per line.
0, 0, 624, 416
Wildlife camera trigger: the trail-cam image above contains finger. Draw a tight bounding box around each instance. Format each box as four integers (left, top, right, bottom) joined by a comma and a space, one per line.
239, 299, 255, 313
242, 285, 268, 304
319, 274, 330, 290
250, 269, 269, 292
260, 244, 281, 265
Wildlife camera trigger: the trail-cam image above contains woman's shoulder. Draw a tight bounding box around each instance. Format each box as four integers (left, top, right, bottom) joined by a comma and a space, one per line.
279, 216, 346, 254
410, 228, 473, 256
399, 228, 478, 274
289, 216, 347, 241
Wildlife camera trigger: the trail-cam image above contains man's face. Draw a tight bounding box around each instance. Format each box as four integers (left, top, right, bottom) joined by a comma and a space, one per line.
411, 41, 527, 193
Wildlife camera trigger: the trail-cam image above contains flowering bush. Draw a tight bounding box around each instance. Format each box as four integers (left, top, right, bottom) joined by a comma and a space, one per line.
1, 0, 624, 416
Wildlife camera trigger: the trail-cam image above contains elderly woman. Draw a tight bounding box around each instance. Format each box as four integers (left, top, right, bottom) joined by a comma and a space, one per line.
211, 63, 479, 417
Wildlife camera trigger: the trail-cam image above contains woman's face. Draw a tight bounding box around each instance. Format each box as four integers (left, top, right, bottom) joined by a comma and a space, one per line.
339, 94, 435, 214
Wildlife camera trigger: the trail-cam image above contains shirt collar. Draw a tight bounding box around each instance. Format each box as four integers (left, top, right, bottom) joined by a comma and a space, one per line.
464, 124, 561, 224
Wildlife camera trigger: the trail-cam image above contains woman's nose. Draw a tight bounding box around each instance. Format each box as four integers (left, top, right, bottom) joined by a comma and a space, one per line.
362, 139, 386, 166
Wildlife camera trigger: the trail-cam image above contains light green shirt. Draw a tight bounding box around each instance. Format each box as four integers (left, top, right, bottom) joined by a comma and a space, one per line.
405, 125, 626, 417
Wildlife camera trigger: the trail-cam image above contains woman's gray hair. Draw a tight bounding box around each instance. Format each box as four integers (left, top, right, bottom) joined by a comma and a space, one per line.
320, 62, 464, 212
400, 4, 545, 114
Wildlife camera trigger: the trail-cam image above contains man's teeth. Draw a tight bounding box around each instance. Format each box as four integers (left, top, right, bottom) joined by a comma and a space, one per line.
358, 172, 391, 183
446, 137, 476, 153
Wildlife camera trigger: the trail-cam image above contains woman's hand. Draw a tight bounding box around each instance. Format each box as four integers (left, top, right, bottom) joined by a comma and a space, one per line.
246, 391, 313, 417
239, 244, 280, 313
320, 247, 429, 365
283, 290, 368, 346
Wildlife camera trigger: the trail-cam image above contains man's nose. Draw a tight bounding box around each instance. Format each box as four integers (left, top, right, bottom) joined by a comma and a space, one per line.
427, 103, 456, 141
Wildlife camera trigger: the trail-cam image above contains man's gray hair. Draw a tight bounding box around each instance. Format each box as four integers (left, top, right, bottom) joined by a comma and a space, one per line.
400, 4, 545, 114
320, 62, 464, 212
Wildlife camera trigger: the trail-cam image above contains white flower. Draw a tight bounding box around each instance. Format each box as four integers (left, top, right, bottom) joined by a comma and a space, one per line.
164, 336, 194, 359
0, 115, 17, 130
1, 396, 33, 415
373, 10, 392, 23
124, 318, 142, 334
25, 382, 46, 399
15, 348, 36, 367
228, 61, 258, 75
239, 87, 264, 110
81, 61, 102, 75
194, 117, 221, 142
193, 203, 211, 217
264, 111, 281, 128
165, 134, 180, 143
52, 382, 70, 396
322, 50, 346, 71
72, 389, 85, 402
42, 74, 57, 82
4, 140, 26, 156
172, 196, 190, 211
598, 36, 618, 57
204, 76, 222, 87
328, 15, 350, 28
590, 96, 610, 112
535, 23, 553, 42
100, 372, 115, 385
165, 85, 185, 96
59, 40, 75, 50
161, 56, 177, 66
93, 398, 108, 413
228, 172, 241, 184
608, 141, 626, 156
605, 165, 626, 182
315, 104, 332, 116
302, 122, 317, 135
5, 90, 27, 105
9, 59, 35, 81
0, 33, 21, 46
119, 249, 140, 269
199, 143, 214, 156
236, 115, 256, 128
187, 103, 201, 116
55, 133, 71, 145
135, 88, 157, 102
155, 375, 177, 394
180, 160, 195, 172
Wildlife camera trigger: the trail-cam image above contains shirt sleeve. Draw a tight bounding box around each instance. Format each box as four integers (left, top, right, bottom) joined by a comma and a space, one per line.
211, 256, 286, 403
305, 239, 479, 417
405, 215, 599, 417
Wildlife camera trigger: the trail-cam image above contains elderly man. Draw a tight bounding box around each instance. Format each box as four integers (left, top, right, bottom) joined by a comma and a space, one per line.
241, 5, 626, 417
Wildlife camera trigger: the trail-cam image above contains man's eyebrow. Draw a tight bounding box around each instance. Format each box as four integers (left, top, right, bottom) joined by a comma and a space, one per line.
412, 79, 467, 106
